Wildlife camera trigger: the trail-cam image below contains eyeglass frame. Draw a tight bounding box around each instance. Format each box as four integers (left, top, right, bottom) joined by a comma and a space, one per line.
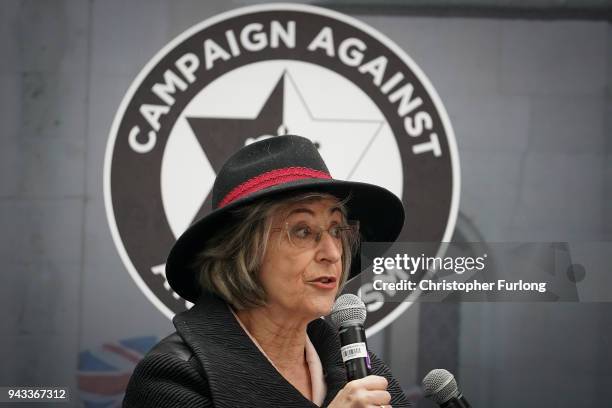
270, 219, 360, 250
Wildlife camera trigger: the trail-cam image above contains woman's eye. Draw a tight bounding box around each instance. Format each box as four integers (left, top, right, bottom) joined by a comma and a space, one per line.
329, 226, 341, 238
292, 226, 312, 239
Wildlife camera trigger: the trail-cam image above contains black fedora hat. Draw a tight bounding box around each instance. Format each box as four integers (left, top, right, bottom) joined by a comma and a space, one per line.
166, 135, 404, 302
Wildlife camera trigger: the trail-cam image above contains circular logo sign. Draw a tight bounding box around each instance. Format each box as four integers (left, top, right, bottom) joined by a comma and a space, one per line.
104, 3, 460, 335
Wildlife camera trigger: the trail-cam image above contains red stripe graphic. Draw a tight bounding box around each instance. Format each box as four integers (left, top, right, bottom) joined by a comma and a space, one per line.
103, 343, 142, 364
78, 373, 132, 395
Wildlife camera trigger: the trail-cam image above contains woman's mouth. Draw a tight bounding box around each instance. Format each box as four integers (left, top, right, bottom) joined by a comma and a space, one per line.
308, 276, 337, 290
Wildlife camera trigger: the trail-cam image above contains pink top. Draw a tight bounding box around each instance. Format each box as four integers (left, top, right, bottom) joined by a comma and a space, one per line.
230, 307, 327, 406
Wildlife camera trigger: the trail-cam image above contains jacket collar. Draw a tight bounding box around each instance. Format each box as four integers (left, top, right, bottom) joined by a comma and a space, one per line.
173, 292, 346, 407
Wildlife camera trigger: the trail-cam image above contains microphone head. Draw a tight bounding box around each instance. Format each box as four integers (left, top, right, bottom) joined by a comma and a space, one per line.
422, 368, 460, 404
331, 294, 366, 328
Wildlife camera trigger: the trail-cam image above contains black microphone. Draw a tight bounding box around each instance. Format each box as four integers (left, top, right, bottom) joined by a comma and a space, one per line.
422, 369, 471, 408
331, 294, 371, 381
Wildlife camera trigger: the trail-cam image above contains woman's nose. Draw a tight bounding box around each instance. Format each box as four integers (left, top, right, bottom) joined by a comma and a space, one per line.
315, 231, 342, 263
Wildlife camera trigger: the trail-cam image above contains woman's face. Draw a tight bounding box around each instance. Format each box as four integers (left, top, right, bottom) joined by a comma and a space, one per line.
259, 197, 345, 321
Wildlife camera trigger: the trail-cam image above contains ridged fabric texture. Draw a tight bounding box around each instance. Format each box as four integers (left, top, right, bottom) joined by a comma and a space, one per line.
123, 292, 411, 407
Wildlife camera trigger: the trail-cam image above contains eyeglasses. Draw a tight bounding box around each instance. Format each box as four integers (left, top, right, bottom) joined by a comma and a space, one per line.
272, 220, 360, 250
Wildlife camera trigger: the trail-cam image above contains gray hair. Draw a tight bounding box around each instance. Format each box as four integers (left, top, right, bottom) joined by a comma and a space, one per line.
193, 192, 358, 310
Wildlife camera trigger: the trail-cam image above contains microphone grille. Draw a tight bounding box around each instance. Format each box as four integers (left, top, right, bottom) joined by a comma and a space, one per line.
331, 294, 366, 328
422, 369, 459, 404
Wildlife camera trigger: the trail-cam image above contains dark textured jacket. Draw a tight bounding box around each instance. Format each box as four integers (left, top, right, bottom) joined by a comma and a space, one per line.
123, 292, 411, 407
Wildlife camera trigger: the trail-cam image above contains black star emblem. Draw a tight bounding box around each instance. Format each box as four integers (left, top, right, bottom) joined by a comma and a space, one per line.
185, 73, 288, 224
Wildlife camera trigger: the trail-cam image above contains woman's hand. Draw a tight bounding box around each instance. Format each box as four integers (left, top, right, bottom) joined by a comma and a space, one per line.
327, 375, 392, 408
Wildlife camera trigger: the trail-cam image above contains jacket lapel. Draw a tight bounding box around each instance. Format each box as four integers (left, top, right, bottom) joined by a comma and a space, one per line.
307, 318, 347, 406
173, 292, 347, 407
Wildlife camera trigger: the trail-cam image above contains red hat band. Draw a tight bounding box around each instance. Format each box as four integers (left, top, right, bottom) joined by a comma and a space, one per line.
217, 166, 332, 209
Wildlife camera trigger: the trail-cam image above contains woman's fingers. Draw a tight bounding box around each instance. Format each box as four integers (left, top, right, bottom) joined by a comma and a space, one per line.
363, 389, 391, 405
349, 375, 388, 391
328, 375, 391, 408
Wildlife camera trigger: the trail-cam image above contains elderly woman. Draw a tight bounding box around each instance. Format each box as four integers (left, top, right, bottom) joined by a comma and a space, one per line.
123, 135, 409, 407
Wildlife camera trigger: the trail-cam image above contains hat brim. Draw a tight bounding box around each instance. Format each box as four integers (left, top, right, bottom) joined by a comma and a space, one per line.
166, 178, 405, 303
